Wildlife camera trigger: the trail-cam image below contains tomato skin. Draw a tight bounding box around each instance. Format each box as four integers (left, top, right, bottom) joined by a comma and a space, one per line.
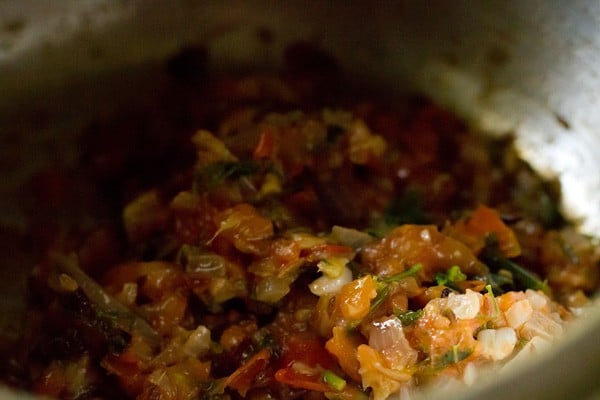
253, 129, 274, 159
225, 348, 271, 396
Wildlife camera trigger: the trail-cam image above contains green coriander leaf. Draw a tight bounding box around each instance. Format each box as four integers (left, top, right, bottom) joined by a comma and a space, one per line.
437, 345, 472, 368
483, 251, 549, 295
195, 160, 260, 190
380, 263, 423, 284
435, 265, 467, 288
396, 309, 423, 326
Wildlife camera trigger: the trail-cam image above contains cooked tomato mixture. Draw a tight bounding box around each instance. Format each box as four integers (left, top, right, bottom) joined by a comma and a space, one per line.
7, 45, 600, 400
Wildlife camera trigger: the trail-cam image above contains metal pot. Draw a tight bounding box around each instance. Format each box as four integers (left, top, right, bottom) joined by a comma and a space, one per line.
1, 1, 599, 399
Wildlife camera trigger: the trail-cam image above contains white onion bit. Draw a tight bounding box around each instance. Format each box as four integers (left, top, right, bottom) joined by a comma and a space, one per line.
504, 336, 551, 369
520, 310, 564, 341
446, 289, 482, 320
505, 299, 533, 329
368, 317, 418, 369
477, 327, 517, 361
309, 266, 353, 296
182, 325, 211, 357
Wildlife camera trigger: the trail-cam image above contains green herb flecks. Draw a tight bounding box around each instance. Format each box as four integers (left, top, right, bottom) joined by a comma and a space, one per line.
485, 284, 500, 316
323, 370, 347, 391
379, 263, 423, 284
395, 309, 423, 326
194, 160, 260, 191
483, 251, 549, 295
252, 330, 280, 359
435, 265, 467, 289
482, 235, 549, 294
436, 345, 472, 368
480, 271, 515, 295
95, 308, 136, 331
368, 264, 423, 318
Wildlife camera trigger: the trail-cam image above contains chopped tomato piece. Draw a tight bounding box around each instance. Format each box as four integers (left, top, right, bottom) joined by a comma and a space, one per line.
225, 348, 271, 396
212, 203, 274, 254
280, 333, 337, 370
338, 275, 377, 320
253, 128, 274, 159
451, 205, 521, 258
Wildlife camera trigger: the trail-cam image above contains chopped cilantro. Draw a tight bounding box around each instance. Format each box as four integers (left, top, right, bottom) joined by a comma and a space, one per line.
437, 345, 472, 367
253, 331, 280, 358
194, 160, 260, 190
435, 265, 467, 288
483, 251, 549, 295
323, 370, 347, 391
485, 284, 500, 316
482, 235, 549, 294
368, 285, 390, 317
379, 263, 423, 284
396, 309, 423, 326
368, 264, 423, 318
478, 270, 514, 294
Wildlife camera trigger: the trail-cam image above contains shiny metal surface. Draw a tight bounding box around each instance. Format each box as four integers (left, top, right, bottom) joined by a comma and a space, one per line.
1, 1, 599, 399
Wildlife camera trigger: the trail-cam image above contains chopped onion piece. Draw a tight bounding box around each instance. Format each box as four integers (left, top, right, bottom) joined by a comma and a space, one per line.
330, 225, 374, 248
446, 289, 482, 320
368, 317, 418, 369
115, 282, 138, 306
504, 336, 551, 369
287, 232, 326, 249
505, 299, 533, 329
309, 266, 353, 296
520, 310, 564, 341
183, 325, 211, 357
462, 362, 478, 386
525, 289, 550, 312
317, 257, 349, 278
255, 276, 292, 303
182, 249, 227, 275
477, 327, 517, 361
